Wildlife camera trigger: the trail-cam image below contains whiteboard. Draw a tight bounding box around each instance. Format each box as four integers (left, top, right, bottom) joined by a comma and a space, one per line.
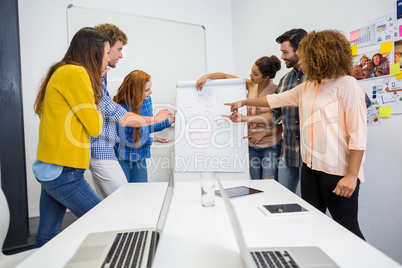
174, 79, 248, 173
67, 4, 206, 109
67, 5, 207, 182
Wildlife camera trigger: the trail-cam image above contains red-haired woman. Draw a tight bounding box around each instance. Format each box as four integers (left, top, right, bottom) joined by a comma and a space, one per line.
113, 70, 175, 182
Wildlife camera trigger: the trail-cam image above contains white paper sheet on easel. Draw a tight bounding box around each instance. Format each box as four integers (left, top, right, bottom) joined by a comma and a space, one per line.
174, 78, 248, 172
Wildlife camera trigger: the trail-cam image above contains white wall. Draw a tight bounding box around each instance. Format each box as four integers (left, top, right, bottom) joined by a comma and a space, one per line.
231, 0, 402, 264
18, 0, 234, 217
17, 0, 402, 264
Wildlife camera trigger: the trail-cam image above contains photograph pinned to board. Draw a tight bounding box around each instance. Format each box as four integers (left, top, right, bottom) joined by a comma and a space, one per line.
393, 38, 402, 67
397, 0, 402, 37
350, 24, 375, 48
352, 49, 391, 80
375, 13, 398, 43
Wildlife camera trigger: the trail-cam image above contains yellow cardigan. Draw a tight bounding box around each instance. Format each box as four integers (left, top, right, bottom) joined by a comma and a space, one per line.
36, 64, 103, 169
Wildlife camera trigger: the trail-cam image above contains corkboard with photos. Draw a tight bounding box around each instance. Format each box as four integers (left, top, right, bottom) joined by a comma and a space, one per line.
350, 0, 402, 119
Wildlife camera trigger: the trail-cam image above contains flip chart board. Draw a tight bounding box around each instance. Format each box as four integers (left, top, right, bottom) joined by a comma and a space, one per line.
174, 79, 248, 173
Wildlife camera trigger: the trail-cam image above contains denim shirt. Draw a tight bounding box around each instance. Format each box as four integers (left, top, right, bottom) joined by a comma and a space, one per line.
114, 97, 170, 162
32, 160, 63, 181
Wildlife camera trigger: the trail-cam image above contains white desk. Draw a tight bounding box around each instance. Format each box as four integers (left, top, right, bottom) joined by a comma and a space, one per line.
17, 182, 168, 268
17, 180, 401, 268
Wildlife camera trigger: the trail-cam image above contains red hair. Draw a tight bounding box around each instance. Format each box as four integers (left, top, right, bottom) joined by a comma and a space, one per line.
113, 70, 151, 143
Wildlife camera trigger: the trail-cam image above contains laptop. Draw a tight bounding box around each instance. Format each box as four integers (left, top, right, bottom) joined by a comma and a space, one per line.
217, 179, 339, 268
65, 177, 174, 268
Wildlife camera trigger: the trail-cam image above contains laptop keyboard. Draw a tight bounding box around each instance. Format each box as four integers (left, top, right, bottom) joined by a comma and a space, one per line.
251, 250, 300, 268
102, 231, 149, 268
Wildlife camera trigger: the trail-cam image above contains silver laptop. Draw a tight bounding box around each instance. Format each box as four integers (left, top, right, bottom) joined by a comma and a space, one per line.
65, 177, 174, 268
218, 179, 339, 268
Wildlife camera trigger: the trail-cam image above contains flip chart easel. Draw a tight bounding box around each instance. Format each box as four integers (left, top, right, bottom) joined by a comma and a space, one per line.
174, 78, 249, 180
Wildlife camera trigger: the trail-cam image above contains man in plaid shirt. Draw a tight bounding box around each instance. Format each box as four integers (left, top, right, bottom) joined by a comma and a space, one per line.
90, 24, 172, 198
225, 29, 307, 193
270, 29, 307, 193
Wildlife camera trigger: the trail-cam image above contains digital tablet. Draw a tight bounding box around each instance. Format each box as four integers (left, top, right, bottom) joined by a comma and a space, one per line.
258, 203, 314, 216
215, 186, 263, 198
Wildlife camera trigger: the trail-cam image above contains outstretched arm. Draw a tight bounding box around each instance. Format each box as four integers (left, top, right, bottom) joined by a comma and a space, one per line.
196, 72, 241, 91
119, 109, 172, 128
225, 95, 270, 111
223, 111, 274, 125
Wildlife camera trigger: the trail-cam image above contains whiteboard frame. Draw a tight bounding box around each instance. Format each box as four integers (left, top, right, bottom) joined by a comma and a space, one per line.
66, 4, 207, 67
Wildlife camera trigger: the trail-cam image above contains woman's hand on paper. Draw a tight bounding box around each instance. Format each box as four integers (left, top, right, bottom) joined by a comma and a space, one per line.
196, 76, 208, 91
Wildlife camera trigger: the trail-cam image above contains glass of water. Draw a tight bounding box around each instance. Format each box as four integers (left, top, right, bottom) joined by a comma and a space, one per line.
200, 172, 215, 207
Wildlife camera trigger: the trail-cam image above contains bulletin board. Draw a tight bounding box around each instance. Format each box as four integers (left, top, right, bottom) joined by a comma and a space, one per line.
350, 4, 402, 123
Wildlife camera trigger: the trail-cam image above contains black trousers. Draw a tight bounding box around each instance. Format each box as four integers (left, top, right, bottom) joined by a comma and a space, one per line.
301, 163, 365, 240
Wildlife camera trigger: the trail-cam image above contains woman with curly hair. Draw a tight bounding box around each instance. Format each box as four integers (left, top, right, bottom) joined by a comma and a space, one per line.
225, 30, 367, 239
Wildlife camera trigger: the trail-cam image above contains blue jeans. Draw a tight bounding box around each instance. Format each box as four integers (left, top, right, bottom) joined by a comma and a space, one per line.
277, 156, 302, 193
118, 159, 148, 183
34, 167, 101, 248
249, 140, 281, 181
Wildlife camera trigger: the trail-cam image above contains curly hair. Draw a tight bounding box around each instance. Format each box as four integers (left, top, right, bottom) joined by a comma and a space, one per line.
113, 70, 151, 145
298, 30, 353, 82
94, 23, 128, 46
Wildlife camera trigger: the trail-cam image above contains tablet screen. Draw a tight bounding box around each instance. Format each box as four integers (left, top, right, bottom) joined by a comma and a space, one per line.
215, 186, 263, 198
262, 203, 309, 214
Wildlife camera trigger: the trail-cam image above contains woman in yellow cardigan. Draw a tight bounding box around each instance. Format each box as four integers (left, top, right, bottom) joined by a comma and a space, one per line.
32, 27, 110, 247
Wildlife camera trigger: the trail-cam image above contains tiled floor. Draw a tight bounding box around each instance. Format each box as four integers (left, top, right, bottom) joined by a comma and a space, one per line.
5, 212, 78, 254
27, 212, 78, 245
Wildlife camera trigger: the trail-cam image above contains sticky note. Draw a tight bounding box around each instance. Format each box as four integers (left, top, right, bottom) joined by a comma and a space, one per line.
390, 63, 401, 76
400, 25, 402, 37
396, 72, 402, 80
380, 41, 393, 55
350, 30, 360, 42
379, 106, 391, 117
350, 44, 358, 56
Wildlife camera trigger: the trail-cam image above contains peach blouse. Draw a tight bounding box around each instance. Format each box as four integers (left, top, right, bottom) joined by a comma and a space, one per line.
267, 76, 367, 181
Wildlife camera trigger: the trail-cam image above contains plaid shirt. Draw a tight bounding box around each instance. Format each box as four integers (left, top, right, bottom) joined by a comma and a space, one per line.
90, 74, 127, 160
270, 68, 306, 167
374, 61, 390, 76
114, 97, 170, 162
